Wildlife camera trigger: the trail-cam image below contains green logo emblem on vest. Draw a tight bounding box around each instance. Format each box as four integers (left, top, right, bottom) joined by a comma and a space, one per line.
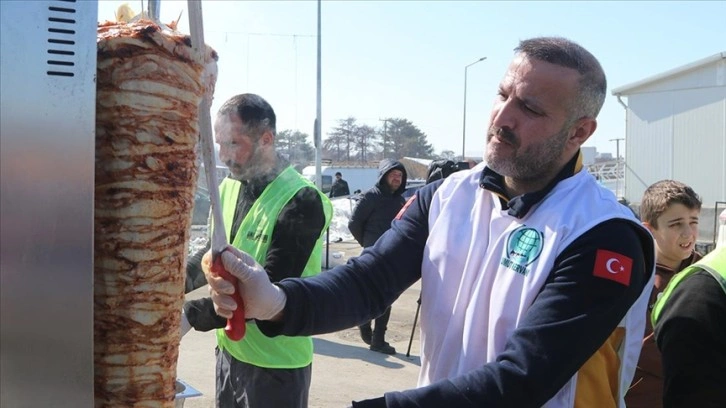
500, 226, 544, 276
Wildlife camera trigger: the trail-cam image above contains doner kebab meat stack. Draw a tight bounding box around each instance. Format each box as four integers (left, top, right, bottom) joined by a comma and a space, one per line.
94, 18, 217, 408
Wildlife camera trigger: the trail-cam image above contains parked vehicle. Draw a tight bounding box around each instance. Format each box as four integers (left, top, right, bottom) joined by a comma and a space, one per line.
301, 165, 378, 195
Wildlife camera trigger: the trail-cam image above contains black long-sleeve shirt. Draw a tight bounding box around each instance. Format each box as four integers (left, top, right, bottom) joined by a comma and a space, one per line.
654, 269, 726, 408
257, 161, 653, 407
183, 169, 326, 332
329, 178, 350, 198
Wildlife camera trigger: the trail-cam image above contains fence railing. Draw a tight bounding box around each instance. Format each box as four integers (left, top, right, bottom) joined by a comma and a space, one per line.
588, 160, 624, 197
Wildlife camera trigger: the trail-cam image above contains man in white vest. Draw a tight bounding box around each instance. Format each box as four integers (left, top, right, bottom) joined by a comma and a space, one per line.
204, 37, 656, 408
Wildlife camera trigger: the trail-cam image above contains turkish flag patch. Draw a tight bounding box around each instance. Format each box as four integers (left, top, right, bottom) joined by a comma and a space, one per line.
395, 195, 417, 220
593, 249, 633, 286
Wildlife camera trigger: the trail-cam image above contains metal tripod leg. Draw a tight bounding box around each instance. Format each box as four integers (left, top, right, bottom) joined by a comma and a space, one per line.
406, 297, 422, 357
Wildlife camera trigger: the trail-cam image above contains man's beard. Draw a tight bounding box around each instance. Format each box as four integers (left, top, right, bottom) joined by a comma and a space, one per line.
485, 124, 570, 181
226, 143, 266, 181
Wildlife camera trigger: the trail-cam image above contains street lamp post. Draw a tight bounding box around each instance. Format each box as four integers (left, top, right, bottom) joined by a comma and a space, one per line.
462, 56, 486, 160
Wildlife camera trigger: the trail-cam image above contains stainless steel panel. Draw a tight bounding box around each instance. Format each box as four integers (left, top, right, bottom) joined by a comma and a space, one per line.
1, 1, 97, 407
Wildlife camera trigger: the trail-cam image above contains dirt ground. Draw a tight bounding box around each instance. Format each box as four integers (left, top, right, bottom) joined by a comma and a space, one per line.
177, 239, 423, 407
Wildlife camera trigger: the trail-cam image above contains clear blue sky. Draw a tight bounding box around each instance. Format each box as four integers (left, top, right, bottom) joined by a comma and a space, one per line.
98, 0, 726, 158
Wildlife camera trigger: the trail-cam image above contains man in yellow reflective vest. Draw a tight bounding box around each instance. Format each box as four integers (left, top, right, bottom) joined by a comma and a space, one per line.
182, 93, 332, 408
652, 244, 726, 407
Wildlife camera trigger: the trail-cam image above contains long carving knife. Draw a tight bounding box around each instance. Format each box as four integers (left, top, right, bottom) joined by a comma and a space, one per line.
188, 0, 245, 341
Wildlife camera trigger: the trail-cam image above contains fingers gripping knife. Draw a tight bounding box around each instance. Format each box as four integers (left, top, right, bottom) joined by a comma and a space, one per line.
188, 1, 245, 341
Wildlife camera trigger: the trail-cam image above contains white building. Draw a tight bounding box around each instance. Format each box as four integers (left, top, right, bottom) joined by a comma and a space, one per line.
612, 52, 726, 245
581, 146, 597, 166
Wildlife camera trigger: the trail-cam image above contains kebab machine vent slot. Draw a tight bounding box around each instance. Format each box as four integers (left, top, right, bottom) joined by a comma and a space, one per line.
47, 0, 79, 77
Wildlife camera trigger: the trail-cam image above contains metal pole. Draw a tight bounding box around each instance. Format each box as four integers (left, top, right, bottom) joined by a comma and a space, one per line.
325, 227, 330, 270
383, 119, 387, 159
147, 0, 160, 21
461, 57, 486, 160
405, 297, 421, 358
379, 118, 389, 159
462, 66, 468, 160
610, 138, 624, 197
314, 0, 322, 189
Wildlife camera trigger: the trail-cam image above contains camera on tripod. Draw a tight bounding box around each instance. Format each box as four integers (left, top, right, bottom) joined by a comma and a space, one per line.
453, 161, 470, 172
425, 160, 471, 184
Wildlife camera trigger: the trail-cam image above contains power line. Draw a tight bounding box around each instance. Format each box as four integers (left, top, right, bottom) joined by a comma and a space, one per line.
208, 30, 316, 39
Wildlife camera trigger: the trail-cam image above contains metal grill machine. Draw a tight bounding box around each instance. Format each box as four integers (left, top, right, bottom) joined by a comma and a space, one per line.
1, 1, 203, 406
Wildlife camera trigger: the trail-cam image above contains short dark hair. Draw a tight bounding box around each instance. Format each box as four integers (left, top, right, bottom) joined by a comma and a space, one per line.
640, 180, 702, 228
217, 93, 276, 141
335, 172, 342, 177
515, 37, 607, 120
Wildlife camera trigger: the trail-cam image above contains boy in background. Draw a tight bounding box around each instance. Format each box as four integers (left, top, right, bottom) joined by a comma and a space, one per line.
625, 179, 702, 407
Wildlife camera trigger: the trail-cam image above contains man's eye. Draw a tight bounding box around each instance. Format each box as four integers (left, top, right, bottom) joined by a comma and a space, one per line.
523, 104, 541, 115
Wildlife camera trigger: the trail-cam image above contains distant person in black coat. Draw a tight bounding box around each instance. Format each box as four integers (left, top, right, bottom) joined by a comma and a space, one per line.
348, 159, 408, 354
329, 171, 350, 198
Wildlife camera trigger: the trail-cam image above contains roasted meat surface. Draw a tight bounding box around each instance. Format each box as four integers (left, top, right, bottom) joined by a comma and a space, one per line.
94, 20, 217, 408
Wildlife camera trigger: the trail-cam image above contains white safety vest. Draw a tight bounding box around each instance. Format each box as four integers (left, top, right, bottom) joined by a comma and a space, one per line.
419, 163, 654, 407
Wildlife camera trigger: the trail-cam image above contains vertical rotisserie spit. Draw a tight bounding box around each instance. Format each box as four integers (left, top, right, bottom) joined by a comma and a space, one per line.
94, 20, 217, 407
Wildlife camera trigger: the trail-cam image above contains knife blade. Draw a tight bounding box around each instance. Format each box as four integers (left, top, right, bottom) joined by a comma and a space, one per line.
188, 0, 245, 341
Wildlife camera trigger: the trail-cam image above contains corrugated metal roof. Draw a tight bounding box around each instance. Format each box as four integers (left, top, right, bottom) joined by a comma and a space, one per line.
612, 52, 726, 96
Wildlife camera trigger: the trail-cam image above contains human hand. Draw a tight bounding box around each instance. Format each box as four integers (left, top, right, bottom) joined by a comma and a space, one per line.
207, 245, 286, 321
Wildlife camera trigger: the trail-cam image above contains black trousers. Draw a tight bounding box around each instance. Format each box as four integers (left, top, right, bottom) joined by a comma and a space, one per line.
358, 306, 392, 336
216, 347, 311, 408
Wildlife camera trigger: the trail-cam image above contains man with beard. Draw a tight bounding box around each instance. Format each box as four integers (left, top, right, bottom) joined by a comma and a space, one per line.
205, 38, 655, 407
181, 93, 333, 408
348, 159, 408, 354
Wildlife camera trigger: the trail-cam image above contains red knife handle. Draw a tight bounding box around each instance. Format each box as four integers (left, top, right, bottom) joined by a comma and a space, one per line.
211, 254, 246, 341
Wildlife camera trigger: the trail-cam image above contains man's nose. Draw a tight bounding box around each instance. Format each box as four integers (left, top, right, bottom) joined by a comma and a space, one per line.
491, 99, 517, 131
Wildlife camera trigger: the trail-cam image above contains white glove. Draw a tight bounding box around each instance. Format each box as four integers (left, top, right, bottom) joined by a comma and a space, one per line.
180, 309, 192, 338
207, 245, 287, 321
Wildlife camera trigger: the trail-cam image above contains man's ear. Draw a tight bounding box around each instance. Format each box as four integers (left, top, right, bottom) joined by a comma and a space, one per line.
568, 117, 597, 148
260, 130, 274, 147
